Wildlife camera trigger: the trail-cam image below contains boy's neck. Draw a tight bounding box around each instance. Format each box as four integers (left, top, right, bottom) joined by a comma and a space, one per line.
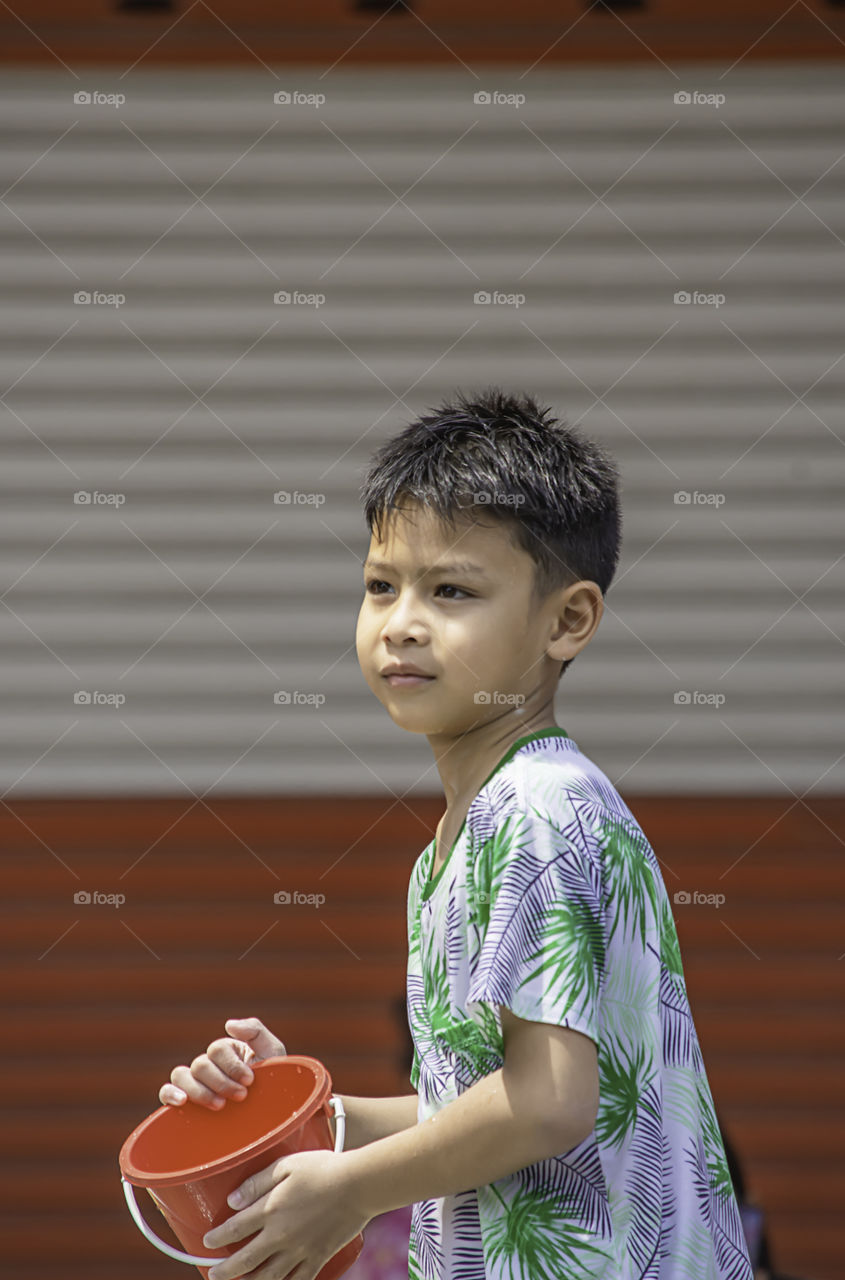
428, 714, 563, 815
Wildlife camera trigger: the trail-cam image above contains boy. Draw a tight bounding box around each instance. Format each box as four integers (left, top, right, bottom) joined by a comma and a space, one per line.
161, 388, 754, 1280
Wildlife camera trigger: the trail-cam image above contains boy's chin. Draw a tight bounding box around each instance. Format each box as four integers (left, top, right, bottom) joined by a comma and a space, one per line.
379, 697, 444, 733
385, 707, 485, 739
385, 710, 440, 735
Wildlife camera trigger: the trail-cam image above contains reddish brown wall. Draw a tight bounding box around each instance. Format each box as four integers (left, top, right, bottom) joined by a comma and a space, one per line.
2, 1, 845, 65
1, 794, 843, 1279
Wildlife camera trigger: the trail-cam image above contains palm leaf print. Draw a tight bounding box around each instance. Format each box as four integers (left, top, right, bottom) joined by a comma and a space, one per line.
661, 893, 684, 977
467, 995, 500, 1049
408, 1246, 424, 1280
601, 816, 660, 951
663, 1064, 706, 1134
712, 1187, 754, 1280
595, 1035, 655, 1151
407, 974, 429, 1054
607, 1177, 634, 1246
424, 935, 453, 1037
660, 965, 695, 1068
685, 1135, 753, 1280
602, 952, 659, 1049
468, 845, 563, 1015
480, 772, 522, 827
530, 800, 605, 904
560, 769, 634, 828
451, 1191, 488, 1280
471, 813, 524, 931
444, 890, 468, 997
657, 1132, 679, 1267
408, 848, 430, 926
472, 807, 606, 1027
479, 1183, 610, 1280
407, 972, 451, 1101
521, 888, 605, 1021
623, 1079, 663, 1275
438, 1017, 502, 1091
518, 1139, 611, 1239
670, 1218, 723, 1280
657, 892, 698, 1067
696, 1072, 734, 1203
410, 1198, 444, 1280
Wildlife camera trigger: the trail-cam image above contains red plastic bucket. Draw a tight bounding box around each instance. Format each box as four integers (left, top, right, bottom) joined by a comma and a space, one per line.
119, 1055, 364, 1280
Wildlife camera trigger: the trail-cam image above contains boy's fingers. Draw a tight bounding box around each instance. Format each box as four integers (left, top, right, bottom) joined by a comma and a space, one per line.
207, 1038, 255, 1084
169, 1059, 246, 1108
223, 1017, 285, 1062
158, 1020, 285, 1112
190, 1054, 251, 1100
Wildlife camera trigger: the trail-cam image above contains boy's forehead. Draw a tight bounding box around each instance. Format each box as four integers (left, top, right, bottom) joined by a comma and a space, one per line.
366, 504, 520, 568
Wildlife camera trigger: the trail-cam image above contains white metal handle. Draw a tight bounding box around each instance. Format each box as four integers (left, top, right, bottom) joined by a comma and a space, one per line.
122, 1094, 347, 1266
329, 1092, 346, 1153
122, 1177, 228, 1265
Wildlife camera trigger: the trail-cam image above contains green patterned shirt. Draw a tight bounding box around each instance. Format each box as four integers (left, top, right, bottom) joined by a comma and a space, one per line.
405, 728, 753, 1280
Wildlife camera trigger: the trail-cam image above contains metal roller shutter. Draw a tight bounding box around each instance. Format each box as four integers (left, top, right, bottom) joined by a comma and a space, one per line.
2, 63, 843, 795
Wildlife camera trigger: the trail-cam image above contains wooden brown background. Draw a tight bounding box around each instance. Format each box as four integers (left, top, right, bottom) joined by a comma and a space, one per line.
2, 0, 845, 66
1, 794, 843, 1279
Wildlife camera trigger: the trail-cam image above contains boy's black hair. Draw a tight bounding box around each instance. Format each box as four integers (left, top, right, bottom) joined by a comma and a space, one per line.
359, 386, 622, 679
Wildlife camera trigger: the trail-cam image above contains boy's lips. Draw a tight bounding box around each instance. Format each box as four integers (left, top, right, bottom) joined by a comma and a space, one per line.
380, 664, 436, 687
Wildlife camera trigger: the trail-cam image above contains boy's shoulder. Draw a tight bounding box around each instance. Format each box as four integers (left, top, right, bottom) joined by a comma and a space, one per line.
472, 732, 639, 839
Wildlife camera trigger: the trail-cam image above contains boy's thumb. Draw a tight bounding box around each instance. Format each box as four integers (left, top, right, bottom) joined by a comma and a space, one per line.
224, 1016, 261, 1038
223, 1016, 285, 1059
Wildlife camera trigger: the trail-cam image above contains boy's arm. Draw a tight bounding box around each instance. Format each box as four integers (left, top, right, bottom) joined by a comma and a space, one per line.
330, 1093, 418, 1151
339, 1008, 599, 1219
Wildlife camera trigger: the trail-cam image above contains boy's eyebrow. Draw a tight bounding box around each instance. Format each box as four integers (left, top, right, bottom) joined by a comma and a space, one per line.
362, 557, 491, 579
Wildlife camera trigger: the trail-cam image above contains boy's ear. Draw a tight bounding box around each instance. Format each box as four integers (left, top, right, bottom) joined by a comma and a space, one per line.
545, 580, 604, 665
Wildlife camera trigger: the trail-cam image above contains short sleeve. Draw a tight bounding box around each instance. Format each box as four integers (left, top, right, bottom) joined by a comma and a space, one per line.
406, 848, 428, 1095
465, 783, 606, 1046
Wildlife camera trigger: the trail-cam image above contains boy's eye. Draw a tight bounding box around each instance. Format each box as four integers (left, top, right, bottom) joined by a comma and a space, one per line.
364, 579, 470, 600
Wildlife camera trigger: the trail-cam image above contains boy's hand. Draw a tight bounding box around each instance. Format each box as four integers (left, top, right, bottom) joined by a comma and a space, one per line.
159, 1017, 286, 1110
202, 1148, 369, 1280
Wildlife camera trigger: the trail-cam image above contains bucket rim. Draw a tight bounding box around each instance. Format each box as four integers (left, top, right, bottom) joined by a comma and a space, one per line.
118, 1054, 332, 1188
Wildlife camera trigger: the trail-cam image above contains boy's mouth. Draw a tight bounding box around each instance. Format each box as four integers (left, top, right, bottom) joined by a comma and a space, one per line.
380, 664, 435, 688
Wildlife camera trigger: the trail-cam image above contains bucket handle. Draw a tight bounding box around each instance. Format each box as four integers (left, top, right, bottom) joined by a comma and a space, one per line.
121, 1094, 347, 1266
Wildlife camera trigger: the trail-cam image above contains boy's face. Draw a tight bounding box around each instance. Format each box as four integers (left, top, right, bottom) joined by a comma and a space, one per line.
356, 500, 577, 739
